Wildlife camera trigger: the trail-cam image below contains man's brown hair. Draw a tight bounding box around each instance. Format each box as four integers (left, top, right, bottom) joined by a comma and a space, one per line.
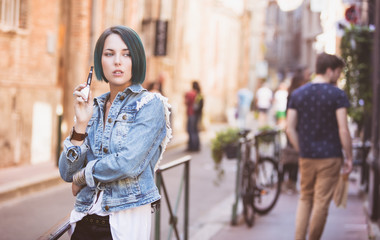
316, 53, 345, 74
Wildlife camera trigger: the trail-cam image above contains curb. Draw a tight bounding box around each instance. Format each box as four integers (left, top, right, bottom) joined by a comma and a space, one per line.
0, 172, 64, 204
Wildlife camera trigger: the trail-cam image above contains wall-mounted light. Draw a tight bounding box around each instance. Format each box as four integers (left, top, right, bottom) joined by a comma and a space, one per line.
276, 0, 304, 12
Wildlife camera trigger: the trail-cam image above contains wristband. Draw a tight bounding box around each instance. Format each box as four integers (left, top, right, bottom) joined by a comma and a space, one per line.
70, 127, 88, 141
73, 168, 86, 187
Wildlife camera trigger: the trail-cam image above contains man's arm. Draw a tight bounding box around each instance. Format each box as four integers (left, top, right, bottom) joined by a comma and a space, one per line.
285, 108, 300, 152
336, 108, 353, 174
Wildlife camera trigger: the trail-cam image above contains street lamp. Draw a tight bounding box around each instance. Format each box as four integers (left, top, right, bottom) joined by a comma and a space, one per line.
276, 0, 304, 12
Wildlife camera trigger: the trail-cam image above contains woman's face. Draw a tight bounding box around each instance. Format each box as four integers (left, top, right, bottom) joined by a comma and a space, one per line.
102, 33, 132, 90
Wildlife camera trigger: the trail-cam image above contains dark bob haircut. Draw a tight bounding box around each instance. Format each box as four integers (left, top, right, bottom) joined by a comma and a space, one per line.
316, 53, 345, 75
94, 25, 146, 84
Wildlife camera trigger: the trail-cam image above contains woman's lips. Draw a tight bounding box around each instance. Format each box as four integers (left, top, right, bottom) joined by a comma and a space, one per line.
112, 70, 124, 77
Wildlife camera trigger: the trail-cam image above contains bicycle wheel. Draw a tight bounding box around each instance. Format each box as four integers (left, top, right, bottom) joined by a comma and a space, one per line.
242, 161, 255, 227
253, 157, 281, 215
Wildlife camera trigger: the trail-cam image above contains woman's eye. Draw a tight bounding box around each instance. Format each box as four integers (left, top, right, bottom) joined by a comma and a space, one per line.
104, 52, 113, 57
124, 53, 131, 57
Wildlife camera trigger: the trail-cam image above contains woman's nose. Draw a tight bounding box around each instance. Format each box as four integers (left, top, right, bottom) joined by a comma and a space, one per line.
114, 54, 121, 65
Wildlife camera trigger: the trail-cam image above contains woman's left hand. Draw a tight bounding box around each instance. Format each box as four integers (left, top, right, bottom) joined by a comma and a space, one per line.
73, 83, 94, 127
72, 182, 84, 196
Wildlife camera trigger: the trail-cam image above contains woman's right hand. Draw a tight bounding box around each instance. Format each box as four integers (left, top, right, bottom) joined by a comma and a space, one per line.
72, 182, 84, 196
72, 83, 94, 132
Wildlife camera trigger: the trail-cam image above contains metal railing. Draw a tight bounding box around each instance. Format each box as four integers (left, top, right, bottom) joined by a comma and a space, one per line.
37, 215, 70, 240
38, 155, 191, 240
154, 155, 191, 240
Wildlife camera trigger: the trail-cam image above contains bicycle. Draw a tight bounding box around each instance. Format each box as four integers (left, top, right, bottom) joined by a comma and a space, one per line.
236, 129, 282, 227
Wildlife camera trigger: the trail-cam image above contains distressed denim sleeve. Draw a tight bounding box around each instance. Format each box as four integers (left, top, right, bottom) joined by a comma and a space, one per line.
58, 137, 89, 182
85, 95, 169, 188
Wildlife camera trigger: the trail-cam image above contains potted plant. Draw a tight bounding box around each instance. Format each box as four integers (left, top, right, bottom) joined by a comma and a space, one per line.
256, 125, 277, 144
211, 127, 240, 182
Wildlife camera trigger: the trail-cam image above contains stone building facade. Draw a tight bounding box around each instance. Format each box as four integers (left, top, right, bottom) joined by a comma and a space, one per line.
0, 0, 63, 167
0, 0, 259, 168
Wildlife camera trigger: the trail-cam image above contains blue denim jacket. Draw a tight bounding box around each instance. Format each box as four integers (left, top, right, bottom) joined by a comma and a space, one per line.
59, 84, 172, 213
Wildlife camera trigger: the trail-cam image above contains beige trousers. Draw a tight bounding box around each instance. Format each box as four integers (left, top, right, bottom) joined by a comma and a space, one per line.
294, 157, 342, 240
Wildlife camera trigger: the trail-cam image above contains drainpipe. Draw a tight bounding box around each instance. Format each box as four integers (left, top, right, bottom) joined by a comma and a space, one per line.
367, 0, 380, 222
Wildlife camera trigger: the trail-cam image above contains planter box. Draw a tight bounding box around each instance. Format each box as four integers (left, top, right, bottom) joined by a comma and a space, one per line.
224, 144, 238, 159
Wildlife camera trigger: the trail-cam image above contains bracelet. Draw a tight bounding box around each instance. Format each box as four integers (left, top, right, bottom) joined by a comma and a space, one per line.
73, 168, 86, 187
70, 127, 88, 141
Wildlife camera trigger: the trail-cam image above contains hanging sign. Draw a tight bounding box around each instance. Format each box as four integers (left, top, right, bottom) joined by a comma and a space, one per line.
345, 5, 359, 24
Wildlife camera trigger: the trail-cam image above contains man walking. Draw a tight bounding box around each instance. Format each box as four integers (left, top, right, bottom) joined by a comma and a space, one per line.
286, 53, 353, 240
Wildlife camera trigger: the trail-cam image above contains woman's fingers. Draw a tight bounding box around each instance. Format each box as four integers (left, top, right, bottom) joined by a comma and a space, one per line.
76, 96, 86, 103
73, 83, 87, 92
73, 92, 86, 102
73, 83, 89, 102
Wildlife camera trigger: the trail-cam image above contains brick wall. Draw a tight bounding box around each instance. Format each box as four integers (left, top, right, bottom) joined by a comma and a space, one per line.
0, 0, 62, 167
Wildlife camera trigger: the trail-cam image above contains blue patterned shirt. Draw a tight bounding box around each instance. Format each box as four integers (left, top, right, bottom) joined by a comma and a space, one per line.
288, 83, 350, 158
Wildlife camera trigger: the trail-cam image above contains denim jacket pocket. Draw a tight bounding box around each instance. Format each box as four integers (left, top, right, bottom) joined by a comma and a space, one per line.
113, 109, 136, 150
115, 177, 141, 196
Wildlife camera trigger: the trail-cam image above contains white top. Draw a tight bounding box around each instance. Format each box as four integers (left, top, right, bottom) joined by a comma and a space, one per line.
68, 191, 151, 240
256, 86, 273, 109
274, 89, 288, 112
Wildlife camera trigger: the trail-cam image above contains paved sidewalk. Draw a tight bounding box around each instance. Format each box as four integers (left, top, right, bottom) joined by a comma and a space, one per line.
208, 171, 370, 240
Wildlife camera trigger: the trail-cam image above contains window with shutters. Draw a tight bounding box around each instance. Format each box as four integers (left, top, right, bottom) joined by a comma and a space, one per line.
0, 0, 27, 32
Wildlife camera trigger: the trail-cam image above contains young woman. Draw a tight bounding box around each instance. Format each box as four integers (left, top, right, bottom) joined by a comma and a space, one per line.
59, 25, 172, 240
282, 66, 310, 193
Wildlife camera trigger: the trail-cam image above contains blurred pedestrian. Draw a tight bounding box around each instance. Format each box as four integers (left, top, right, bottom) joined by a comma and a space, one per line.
148, 73, 174, 130
148, 72, 167, 95
59, 25, 172, 240
194, 81, 204, 130
273, 81, 288, 129
287, 66, 310, 108
286, 53, 352, 240
255, 80, 273, 127
147, 81, 162, 94
185, 81, 203, 151
282, 66, 310, 193
237, 88, 254, 129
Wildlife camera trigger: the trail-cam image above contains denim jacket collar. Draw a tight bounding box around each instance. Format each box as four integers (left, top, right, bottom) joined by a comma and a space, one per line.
126, 84, 146, 94
94, 84, 146, 106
